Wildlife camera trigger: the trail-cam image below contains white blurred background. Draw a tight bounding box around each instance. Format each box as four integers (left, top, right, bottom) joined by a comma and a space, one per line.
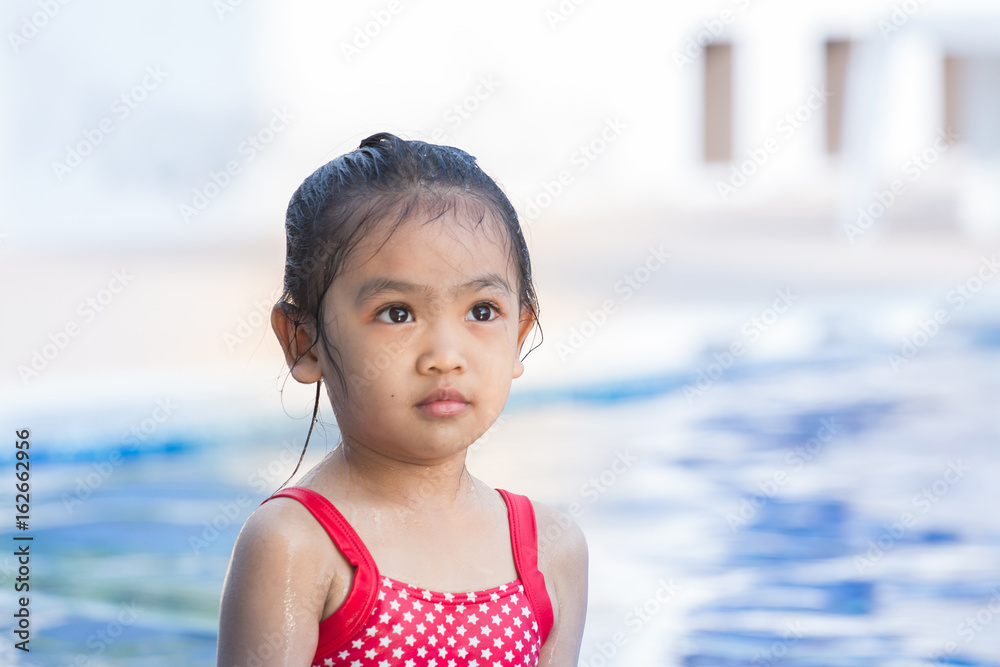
2, 1, 1000, 665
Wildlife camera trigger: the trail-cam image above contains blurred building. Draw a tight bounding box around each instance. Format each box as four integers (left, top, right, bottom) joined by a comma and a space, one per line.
668, 2, 1000, 240
5, 0, 1000, 249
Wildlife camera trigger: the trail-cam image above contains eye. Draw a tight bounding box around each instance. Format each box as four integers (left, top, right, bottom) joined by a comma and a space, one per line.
466, 303, 498, 322
377, 305, 413, 324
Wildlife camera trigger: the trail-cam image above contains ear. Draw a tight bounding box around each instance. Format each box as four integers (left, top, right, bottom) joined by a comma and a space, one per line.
271, 304, 324, 384
512, 306, 536, 380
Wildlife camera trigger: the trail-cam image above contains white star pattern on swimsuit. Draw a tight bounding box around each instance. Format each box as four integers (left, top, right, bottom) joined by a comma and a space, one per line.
313, 577, 541, 667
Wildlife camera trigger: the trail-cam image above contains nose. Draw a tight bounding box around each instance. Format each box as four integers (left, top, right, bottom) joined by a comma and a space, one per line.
416, 321, 467, 375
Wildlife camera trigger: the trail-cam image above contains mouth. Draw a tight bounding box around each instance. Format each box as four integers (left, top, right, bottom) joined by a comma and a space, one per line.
415, 387, 469, 418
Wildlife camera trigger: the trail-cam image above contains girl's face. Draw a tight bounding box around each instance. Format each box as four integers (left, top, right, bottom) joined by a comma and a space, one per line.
316, 205, 534, 464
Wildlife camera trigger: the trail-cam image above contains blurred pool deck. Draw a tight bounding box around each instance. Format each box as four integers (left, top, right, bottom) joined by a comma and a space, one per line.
1, 211, 999, 665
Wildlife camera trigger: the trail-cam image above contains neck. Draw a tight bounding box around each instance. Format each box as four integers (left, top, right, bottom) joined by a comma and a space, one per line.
315, 437, 482, 512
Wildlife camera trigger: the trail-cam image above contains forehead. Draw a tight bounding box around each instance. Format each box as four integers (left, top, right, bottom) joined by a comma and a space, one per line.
340, 200, 518, 289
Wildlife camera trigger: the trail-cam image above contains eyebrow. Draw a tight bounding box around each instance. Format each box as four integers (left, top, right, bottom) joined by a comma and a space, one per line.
355, 273, 514, 305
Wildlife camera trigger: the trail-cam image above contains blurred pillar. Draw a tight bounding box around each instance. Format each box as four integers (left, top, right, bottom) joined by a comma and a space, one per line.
943, 55, 962, 143
825, 40, 851, 155
704, 43, 733, 163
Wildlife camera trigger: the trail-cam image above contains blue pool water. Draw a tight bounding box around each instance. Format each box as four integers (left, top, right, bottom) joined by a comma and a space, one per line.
2, 289, 999, 666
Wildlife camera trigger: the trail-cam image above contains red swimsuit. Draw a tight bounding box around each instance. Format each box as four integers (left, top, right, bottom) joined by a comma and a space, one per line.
262, 487, 554, 667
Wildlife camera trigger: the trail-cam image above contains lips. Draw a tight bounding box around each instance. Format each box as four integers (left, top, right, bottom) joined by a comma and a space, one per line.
415, 387, 469, 417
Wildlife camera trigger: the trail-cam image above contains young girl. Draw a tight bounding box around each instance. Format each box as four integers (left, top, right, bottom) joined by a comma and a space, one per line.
217, 133, 588, 667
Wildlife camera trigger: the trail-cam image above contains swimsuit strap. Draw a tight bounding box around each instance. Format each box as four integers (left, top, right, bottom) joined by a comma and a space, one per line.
263, 486, 555, 652
497, 488, 555, 644
262, 487, 380, 657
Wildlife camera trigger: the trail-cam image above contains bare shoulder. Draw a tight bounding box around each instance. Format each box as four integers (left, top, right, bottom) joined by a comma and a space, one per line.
531, 499, 588, 572
217, 496, 351, 667
240, 494, 333, 548
527, 499, 589, 667
228, 495, 354, 600
229, 498, 323, 572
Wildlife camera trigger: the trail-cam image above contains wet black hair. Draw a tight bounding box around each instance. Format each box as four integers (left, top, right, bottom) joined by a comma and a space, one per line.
276, 132, 541, 487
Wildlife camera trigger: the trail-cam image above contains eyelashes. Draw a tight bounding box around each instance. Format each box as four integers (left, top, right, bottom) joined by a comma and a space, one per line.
374, 302, 502, 324
466, 302, 500, 322
376, 304, 413, 324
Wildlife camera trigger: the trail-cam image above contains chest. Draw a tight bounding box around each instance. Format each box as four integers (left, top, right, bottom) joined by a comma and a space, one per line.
350, 507, 519, 592
314, 577, 542, 667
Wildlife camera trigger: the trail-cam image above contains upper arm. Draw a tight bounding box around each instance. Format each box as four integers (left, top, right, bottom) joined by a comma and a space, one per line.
533, 502, 589, 667
216, 499, 340, 667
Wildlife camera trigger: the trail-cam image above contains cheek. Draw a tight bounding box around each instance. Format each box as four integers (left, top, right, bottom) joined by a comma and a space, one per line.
475, 335, 517, 379
494, 320, 522, 360
358, 337, 416, 388
330, 370, 402, 432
